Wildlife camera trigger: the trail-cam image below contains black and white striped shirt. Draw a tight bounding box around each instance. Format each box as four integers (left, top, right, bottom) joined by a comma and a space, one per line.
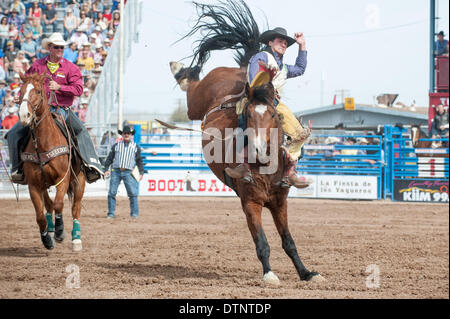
104, 141, 144, 174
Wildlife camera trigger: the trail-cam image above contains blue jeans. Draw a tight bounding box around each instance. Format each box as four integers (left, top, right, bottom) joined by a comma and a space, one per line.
43, 21, 58, 33
108, 169, 139, 217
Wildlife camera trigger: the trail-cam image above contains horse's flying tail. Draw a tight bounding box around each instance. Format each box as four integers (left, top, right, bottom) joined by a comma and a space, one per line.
179, 0, 265, 70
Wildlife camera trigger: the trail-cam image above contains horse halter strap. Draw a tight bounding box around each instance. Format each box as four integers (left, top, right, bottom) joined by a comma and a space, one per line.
22, 87, 49, 128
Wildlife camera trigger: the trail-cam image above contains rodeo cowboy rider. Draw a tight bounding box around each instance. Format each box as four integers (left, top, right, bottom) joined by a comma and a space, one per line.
5, 32, 104, 184
225, 27, 311, 189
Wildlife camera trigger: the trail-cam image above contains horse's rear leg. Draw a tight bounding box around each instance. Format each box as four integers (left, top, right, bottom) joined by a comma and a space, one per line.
242, 201, 279, 285
29, 186, 54, 250
71, 171, 86, 252
268, 203, 324, 282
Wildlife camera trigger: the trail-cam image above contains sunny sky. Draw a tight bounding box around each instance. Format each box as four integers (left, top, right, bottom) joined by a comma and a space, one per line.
122, 0, 449, 116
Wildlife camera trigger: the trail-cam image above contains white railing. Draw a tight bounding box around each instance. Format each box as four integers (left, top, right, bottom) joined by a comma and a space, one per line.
86, 0, 143, 138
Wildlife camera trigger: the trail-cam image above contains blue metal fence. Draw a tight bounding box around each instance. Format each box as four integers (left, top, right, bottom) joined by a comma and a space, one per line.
383, 125, 449, 201
133, 124, 448, 201
298, 134, 383, 199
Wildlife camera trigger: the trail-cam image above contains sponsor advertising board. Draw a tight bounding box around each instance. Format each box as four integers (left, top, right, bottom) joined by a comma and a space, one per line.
141, 171, 379, 200
393, 179, 449, 203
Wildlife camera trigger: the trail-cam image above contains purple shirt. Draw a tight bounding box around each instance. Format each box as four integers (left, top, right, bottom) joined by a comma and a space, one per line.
26, 56, 83, 107
248, 49, 307, 84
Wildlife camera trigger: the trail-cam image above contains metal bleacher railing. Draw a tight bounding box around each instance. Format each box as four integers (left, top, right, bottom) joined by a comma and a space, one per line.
383, 125, 449, 201
85, 0, 143, 145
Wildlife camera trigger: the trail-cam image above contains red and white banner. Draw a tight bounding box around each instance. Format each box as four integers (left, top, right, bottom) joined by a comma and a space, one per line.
140, 171, 379, 199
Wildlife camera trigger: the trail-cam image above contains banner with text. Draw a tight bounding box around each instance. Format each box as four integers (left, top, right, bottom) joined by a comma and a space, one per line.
140, 171, 378, 199
393, 179, 449, 203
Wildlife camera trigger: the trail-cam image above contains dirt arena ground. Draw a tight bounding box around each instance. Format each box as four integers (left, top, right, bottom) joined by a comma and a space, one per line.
0, 197, 448, 299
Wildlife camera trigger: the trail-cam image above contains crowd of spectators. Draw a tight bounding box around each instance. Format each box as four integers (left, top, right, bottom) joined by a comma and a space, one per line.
303, 123, 381, 167
0, 0, 122, 129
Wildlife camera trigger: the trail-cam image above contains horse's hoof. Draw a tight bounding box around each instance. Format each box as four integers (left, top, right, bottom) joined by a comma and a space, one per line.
304, 272, 326, 282
72, 239, 82, 252
41, 233, 55, 250
263, 271, 280, 286
55, 229, 66, 243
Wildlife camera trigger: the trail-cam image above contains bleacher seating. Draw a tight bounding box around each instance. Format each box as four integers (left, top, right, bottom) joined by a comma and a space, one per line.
1, 0, 121, 128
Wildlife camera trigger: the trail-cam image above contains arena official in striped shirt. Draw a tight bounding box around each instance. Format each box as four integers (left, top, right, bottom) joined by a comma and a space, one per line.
104, 125, 147, 220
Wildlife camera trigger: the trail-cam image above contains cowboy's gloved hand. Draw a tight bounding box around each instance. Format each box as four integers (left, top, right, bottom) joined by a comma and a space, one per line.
294, 32, 306, 50
49, 80, 61, 91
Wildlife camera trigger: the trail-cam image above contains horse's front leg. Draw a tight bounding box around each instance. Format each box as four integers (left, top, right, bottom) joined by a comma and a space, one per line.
44, 188, 66, 243
43, 189, 55, 240
242, 201, 279, 285
53, 177, 70, 245
268, 201, 325, 282
70, 171, 86, 252
29, 185, 54, 250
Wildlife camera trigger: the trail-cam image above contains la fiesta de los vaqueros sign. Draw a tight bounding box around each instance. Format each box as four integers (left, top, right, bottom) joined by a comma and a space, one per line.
394, 179, 449, 203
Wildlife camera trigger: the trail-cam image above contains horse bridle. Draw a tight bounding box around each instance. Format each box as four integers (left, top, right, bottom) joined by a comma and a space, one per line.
21, 84, 50, 128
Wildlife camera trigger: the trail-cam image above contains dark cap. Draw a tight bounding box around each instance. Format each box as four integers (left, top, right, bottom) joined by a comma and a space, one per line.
118, 125, 135, 135
259, 27, 296, 47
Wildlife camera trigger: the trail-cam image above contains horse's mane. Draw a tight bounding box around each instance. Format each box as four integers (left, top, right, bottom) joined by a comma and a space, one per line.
23, 72, 45, 85
251, 83, 275, 106
178, 0, 265, 70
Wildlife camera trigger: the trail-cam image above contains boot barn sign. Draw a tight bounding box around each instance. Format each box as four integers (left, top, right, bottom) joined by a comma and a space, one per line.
139, 171, 379, 200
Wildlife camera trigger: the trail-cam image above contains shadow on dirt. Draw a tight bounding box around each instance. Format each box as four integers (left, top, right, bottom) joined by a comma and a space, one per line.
0, 247, 48, 258
96, 262, 223, 280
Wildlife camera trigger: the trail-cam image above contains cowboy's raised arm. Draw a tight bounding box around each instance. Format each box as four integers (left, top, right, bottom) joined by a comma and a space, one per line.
287, 32, 307, 78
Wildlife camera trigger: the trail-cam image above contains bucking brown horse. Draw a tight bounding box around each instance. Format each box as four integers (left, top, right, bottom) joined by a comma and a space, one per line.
18, 72, 86, 252
169, 0, 323, 284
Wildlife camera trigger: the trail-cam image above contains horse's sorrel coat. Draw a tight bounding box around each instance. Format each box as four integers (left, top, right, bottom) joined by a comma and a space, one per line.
18, 72, 86, 252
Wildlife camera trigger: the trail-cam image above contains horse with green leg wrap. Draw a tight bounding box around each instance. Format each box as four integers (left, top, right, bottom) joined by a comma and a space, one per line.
17, 72, 87, 252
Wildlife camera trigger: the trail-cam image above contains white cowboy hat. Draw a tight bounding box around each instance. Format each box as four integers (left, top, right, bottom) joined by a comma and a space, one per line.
357, 137, 369, 144
324, 136, 341, 144
7, 106, 18, 114
42, 33, 67, 50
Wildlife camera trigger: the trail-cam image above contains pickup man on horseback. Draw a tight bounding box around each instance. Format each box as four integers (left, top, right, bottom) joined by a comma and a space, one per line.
6, 32, 103, 184
225, 27, 311, 188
